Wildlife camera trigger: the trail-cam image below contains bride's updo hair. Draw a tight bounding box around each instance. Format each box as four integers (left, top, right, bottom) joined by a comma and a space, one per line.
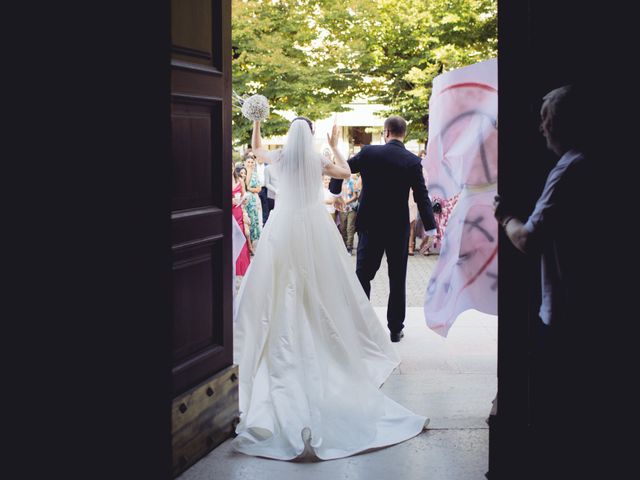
291, 116, 314, 133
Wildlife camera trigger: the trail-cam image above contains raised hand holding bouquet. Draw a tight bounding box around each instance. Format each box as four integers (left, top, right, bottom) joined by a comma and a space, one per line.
239, 94, 270, 122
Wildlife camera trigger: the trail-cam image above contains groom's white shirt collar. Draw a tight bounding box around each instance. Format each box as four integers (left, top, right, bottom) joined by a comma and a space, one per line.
256, 162, 266, 183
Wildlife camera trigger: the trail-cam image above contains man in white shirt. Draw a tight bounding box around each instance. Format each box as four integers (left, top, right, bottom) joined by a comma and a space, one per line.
264, 162, 278, 212
255, 154, 269, 224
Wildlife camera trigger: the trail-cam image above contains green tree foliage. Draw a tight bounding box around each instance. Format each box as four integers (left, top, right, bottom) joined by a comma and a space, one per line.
365, 0, 497, 143
232, 0, 497, 145
232, 0, 379, 145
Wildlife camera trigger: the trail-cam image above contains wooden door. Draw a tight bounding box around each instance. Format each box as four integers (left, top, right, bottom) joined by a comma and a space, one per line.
170, 0, 236, 475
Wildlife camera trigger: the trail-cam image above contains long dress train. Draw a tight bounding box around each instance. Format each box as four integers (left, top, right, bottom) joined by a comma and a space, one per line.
233, 197, 428, 460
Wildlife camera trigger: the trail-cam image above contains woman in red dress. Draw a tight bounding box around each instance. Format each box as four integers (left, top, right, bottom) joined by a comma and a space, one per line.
232, 166, 251, 276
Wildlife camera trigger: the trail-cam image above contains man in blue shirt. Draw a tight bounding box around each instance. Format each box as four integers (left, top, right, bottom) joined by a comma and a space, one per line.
494, 85, 601, 477
495, 85, 595, 328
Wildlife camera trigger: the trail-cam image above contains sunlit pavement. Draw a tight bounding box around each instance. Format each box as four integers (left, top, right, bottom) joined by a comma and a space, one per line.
183, 254, 496, 480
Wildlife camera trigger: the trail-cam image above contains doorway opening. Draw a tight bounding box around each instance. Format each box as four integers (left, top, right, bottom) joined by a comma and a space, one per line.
178, 1, 499, 478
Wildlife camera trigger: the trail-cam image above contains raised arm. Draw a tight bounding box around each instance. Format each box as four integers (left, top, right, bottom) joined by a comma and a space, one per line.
251, 120, 271, 163
324, 122, 351, 180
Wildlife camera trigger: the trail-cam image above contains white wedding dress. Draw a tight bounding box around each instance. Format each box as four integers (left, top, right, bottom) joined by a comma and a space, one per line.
232, 120, 428, 460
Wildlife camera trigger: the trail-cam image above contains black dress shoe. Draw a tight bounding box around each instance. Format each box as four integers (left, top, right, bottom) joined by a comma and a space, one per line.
390, 330, 404, 343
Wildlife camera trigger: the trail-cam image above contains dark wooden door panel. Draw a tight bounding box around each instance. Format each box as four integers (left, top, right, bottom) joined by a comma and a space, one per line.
171, 0, 222, 71
171, 207, 224, 247
171, 97, 223, 211
172, 100, 214, 210
171, 238, 228, 393
172, 68, 225, 97
172, 243, 218, 360
171, 0, 232, 398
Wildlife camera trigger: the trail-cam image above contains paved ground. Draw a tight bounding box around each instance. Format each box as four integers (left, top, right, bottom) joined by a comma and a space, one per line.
180, 309, 496, 480
348, 249, 439, 307
183, 245, 497, 480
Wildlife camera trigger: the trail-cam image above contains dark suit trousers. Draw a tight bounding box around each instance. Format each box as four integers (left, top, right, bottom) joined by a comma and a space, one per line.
356, 226, 409, 334
259, 187, 270, 224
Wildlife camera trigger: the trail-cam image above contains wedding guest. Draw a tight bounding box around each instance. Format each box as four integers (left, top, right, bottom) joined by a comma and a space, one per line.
264, 160, 278, 212
322, 147, 333, 164
339, 174, 359, 254
494, 84, 600, 477
255, 152, 270, 224
495, 85, 595, 329
414, 166, 455, 256
232, 165, 251, 275
236, 165, 247, 183
421, 193, 459, 255
243, 210, 252, 253
323, 175, 337, 223
353, 174, 362, 246
235, 166, 254, 254
244, 154, 263, 247
353, 172, 362, 192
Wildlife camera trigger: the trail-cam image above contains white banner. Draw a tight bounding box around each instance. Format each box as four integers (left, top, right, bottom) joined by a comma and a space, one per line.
423, 58, 498, 337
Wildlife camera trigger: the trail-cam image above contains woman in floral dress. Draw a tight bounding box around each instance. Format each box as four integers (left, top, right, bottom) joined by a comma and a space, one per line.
419, 193, 459, 255
244, 154, 263, 248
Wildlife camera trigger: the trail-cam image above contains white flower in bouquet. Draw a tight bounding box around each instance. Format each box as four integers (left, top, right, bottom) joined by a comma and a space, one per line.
240, 94, 270, 121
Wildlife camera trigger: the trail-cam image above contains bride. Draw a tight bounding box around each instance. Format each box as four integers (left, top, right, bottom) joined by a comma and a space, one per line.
232, 117, 428, 460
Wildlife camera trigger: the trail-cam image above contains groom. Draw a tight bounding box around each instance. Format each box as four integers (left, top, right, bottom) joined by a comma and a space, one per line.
328, 116, 436, 342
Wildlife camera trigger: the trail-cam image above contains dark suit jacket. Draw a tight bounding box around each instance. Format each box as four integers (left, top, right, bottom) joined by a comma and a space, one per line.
329, 139, 436, 233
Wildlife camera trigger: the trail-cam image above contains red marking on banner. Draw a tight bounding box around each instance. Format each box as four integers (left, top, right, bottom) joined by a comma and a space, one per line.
460, 245, 498, 291
439, 82, 497, 95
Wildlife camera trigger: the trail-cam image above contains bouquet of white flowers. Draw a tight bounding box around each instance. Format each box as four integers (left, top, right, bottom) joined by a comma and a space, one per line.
236, 93, 270, 122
